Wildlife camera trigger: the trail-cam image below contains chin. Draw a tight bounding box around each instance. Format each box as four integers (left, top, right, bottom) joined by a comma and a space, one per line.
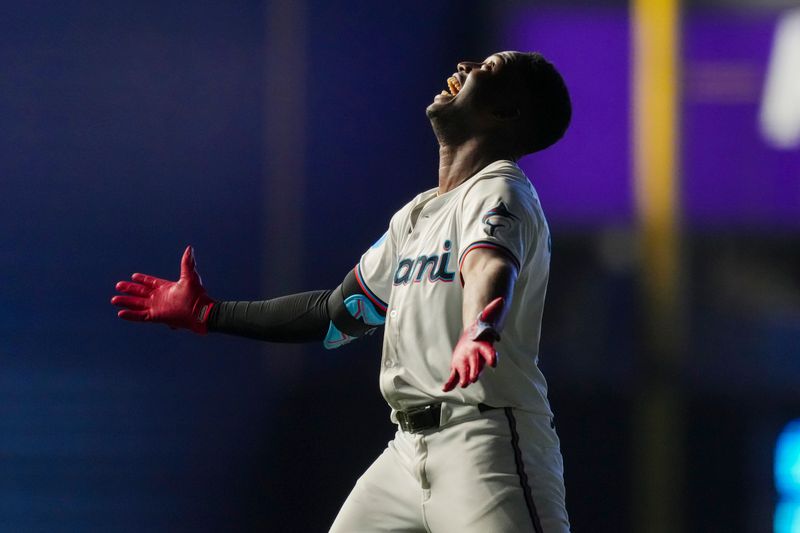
425, 103, 439, 119
426, 97, 455, 120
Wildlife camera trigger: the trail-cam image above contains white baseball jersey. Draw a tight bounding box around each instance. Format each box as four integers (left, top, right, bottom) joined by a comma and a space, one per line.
356, 159, 554, 418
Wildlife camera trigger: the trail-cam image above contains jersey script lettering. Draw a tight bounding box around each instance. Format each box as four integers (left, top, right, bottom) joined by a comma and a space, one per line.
393, 239, 456, 285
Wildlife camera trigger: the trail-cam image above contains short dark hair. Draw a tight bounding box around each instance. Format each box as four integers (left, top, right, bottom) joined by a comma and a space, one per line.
516, 52, 571, 155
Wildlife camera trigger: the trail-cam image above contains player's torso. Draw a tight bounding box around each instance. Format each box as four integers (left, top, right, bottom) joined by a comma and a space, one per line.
381, 190, 463, 407
378, 165, 554, 416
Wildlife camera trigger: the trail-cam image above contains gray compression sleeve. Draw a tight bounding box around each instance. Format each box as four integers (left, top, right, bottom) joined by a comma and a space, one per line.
208, 290, 332, 342
206, 270, 385, 343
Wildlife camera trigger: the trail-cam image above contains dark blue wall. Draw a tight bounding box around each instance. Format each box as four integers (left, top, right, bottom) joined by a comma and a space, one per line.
1, 2, 270, 531
0, 2, 484, 531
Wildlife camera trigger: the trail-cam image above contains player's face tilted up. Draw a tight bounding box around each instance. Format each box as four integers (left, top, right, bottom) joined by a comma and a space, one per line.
428, 51, 571, 159
428, 53, 525, 137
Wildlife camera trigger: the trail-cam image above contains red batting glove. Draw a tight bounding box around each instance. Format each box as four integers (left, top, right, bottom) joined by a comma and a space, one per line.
442, 297, 504, 392
111, 245, 215, 335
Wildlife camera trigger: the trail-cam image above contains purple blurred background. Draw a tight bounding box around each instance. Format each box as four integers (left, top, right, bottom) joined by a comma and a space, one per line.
683, 11, 800, 228
505, 7, 634, 226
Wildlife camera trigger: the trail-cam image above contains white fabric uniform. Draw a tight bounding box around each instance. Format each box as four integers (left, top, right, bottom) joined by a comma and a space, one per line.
331, 160, 570, 532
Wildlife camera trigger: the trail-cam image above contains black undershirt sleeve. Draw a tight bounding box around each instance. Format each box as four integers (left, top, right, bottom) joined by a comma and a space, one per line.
207, 290, 332, 342
207, 270, 385, 344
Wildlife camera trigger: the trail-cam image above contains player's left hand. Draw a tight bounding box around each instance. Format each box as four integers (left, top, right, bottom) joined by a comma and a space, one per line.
442, 297, 504, 392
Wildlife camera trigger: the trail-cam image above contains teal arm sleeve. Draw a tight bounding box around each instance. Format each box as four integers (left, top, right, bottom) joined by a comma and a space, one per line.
324, 268, 387, 349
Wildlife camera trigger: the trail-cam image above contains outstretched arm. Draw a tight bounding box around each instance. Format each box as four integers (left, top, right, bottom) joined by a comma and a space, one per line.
207, 265, 385, 346
208, 291, 332, 343
442, 247, 517, 391
111, 246, 385, 347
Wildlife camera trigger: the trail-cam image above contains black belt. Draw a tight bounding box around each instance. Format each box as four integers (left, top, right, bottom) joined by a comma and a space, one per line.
396, 403, 498, 433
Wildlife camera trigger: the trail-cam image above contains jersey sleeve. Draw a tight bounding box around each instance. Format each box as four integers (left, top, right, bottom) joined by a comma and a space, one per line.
354, 227, 394, 313
457, 176, 536, 274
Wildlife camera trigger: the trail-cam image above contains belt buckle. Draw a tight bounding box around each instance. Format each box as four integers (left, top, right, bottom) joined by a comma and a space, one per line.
398, 404, 440, 433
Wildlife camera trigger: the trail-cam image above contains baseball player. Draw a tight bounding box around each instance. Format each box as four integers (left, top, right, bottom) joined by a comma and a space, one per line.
112, 50, 572, 532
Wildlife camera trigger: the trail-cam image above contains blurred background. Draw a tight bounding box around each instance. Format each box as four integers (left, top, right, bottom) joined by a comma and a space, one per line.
1, 0, 798, 531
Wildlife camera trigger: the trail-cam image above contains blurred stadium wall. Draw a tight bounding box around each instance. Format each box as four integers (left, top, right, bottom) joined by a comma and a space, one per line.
0, 1, 797, 531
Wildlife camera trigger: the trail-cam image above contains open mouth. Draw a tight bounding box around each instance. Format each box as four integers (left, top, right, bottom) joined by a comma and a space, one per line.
440, 76, 462, 97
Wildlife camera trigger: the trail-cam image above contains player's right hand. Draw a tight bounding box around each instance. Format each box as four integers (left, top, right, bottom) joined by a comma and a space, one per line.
111, 245, 215, 334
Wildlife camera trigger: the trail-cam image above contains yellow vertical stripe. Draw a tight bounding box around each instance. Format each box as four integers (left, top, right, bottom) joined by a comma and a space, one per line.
633, 0, 680, 319
631, 0, 684, 532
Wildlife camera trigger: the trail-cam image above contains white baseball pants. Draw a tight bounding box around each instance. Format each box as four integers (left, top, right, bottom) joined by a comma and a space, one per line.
329, 406, 570, 532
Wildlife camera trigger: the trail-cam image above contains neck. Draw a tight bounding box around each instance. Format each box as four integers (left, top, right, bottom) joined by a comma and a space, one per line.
437, 138, 513, 195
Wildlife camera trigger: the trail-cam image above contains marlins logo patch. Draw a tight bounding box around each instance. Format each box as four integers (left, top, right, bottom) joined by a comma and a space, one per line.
481, 201, 518, 236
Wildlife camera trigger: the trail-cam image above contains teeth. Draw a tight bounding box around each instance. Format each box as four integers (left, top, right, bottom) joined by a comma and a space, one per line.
447, 76, 461, 96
